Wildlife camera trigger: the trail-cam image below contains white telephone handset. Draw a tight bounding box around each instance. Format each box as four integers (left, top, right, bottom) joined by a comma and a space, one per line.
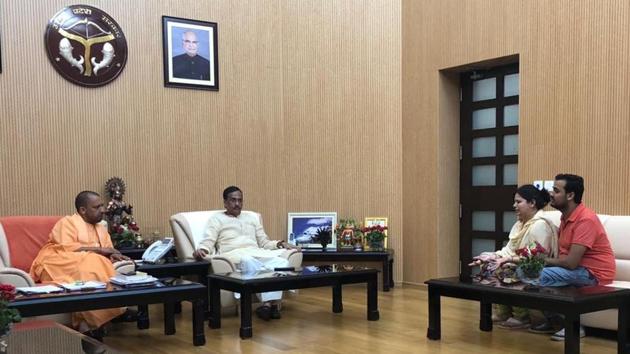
142, 238, 174, 264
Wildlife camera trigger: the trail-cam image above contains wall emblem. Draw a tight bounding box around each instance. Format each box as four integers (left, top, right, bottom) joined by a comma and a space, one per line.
45, 5, 128, 87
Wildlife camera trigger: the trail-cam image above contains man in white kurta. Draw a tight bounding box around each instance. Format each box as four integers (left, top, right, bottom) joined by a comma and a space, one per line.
193, 186, 296, 320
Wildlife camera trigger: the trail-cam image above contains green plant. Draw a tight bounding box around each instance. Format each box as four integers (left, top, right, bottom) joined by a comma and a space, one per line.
0, 284, 21, 335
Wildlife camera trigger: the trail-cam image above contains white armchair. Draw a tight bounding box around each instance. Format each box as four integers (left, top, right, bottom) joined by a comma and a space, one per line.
169, 210, 302, 314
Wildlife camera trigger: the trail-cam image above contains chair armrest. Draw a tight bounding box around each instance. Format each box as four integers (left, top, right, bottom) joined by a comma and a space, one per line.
210, 256, 236, 273
281, 249, 303, 269
0, 267, 36, 287
113, 260, 136, 275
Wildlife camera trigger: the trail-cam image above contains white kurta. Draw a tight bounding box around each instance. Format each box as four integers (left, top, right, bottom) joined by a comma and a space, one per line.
197, 211, 284, 265
197, 211, 287, 301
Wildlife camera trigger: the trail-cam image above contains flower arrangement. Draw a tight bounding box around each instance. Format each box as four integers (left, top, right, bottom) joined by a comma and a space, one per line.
110, 216, 140, 248
362, 225, 387, 249
0, 284, 21, 336
515, 241, 547, 279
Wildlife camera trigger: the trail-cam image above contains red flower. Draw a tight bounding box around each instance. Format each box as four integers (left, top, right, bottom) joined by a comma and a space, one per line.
0, 284, 16, 301
129, 222, 140, 232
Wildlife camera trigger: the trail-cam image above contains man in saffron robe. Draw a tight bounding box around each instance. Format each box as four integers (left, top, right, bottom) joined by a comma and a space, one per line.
30, 191, 132, 334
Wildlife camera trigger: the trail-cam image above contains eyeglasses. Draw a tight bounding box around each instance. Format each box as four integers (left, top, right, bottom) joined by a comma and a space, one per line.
183, 40, 198, 44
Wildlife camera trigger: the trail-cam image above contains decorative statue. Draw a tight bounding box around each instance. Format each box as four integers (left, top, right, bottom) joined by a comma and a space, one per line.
104, 177, 140, 248
335, 219, 363, 250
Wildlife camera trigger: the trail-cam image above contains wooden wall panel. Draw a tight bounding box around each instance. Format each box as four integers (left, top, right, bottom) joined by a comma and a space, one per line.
403, 0, 630, 284
0, 1, 402, 280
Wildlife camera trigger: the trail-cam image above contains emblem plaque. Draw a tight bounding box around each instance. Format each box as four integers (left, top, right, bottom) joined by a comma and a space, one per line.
45, 5, 128, 87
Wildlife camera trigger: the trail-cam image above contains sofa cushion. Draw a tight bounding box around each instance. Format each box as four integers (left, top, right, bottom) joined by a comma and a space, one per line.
0, 216, 61, 273
601, 216, 630, 260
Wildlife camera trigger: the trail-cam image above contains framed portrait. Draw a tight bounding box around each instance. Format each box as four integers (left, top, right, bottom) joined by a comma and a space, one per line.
364, 217, 388, 247
162, 16, 219, 90
287, 212, 337, 249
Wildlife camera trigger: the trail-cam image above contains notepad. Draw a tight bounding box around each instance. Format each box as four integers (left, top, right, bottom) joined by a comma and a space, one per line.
17, 285, 64, 295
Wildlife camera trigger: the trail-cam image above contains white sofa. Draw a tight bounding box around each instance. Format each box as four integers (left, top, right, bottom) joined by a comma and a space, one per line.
543, 210, 630, 330
169, 210, 302, 314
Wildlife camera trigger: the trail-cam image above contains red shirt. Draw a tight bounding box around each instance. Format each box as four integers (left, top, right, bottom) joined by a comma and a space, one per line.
558, 203, 616, 284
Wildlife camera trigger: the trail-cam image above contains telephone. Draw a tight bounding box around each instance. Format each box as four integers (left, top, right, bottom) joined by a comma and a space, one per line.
142, 238, 174, 264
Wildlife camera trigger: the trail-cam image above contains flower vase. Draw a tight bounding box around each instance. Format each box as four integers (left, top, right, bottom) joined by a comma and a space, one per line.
516, 266, 540, 284
369, 240, 384, 251
320, 243, 328, 251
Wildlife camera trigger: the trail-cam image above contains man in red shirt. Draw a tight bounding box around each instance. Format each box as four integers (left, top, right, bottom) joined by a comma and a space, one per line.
529, 174, 616, 340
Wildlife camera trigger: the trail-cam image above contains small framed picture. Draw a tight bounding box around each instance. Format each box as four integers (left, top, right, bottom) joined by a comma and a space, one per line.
287, 212, 337, 249
162, 16, 219, 90
364, 217, 388, 247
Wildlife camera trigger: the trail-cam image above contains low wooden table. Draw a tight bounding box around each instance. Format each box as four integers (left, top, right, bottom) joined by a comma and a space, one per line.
136, 260, 211, 325
208, 265, 380, 339
425, 277, 630, 354
302, 249, 394, 291
10, 279, 207, 346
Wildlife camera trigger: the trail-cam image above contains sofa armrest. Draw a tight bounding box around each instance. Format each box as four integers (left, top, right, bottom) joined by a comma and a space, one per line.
0, 267, 36, 287
281, 249, 303, 269
210, 256, 236, 274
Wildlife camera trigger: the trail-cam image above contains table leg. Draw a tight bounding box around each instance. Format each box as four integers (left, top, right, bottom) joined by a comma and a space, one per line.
427, 285, 441, 340
197, 270, 210, 318
192, 299, 206, 346
619, 302, 630, 354
389, 259, 394, 289
367, 273, 380, 321
479, 300, 492, 332
164, 302, 176, 335
382, 258, 390, 292
137, 304, 150, 330
240, 290, 253, 339
564, 313, 580, 354
333, 283, 343, 313
208, 279, 221, 329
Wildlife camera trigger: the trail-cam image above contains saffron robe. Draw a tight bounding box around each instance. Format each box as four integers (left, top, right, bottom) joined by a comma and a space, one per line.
30, 214, 124, 329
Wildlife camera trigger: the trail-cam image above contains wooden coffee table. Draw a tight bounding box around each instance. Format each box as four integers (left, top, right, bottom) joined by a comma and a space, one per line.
208, 265, 380, 339
10, 279, 206, 346
425, 277, 630, 354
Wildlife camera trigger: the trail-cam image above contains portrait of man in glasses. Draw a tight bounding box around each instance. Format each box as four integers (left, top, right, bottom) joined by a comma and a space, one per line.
171, 30, 210, 80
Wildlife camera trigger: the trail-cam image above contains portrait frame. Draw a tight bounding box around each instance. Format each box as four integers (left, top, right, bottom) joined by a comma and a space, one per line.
287, 212, 338, 249
364, 217, 388, 247
162, 16, 219, 91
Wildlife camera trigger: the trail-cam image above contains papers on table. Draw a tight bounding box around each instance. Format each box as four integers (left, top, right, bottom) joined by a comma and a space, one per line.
110, 273, 158, 287
17, 285, 64, 295
59, 281, 107, 291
